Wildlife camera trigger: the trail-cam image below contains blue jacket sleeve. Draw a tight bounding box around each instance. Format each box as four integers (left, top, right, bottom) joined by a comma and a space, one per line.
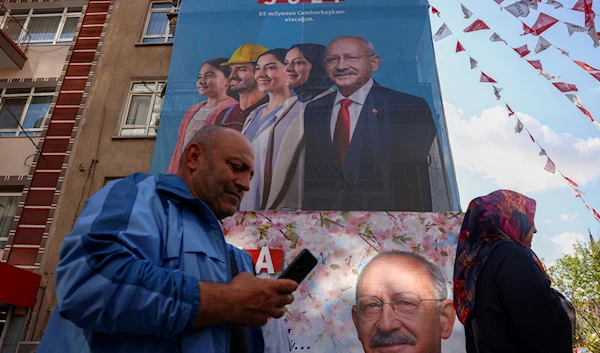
55, 174, 199, 337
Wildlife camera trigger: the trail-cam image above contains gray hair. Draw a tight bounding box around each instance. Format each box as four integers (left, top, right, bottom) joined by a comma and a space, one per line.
355, 251, 448, 307
326, 36, 377, 57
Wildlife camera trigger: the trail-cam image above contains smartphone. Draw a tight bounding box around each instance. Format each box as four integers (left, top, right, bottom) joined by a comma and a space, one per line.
278, 249, 318, 284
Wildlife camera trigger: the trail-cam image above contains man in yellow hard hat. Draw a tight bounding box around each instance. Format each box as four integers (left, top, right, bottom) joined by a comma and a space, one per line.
210, 44, 270, 132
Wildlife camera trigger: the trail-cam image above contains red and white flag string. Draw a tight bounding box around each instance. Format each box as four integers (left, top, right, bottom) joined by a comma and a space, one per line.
430, 6, 600, 224
430, 0, 600, 131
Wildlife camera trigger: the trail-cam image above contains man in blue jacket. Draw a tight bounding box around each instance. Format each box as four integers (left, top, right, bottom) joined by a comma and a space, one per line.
37, 125, 298, 353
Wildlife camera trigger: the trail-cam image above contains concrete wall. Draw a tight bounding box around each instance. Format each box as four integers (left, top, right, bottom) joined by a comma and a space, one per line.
0, 46, 70, 80
27, 0, 172, 341
0, 138, 40, 176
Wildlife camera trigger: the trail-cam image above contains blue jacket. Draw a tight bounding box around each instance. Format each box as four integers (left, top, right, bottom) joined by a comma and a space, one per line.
38, 173, 262, 353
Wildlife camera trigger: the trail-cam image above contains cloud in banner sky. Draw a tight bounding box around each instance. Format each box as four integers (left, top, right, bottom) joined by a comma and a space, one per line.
559, 213, 578, 221
551, 232, 585, 255
444, 101, 600, 193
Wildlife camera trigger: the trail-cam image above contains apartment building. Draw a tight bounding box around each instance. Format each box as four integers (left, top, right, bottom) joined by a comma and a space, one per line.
0, 0, 177, 351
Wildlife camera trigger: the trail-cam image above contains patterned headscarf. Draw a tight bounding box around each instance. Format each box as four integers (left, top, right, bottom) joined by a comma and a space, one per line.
453, 190, 545, 324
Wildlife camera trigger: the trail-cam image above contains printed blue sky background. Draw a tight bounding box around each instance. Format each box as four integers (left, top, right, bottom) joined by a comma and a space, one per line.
429, 0, 600, 264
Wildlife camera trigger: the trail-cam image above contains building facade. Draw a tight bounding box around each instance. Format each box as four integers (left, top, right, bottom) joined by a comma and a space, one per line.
0, 0, 176, 350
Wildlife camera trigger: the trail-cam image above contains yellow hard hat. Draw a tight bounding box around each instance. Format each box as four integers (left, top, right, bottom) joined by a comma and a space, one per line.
222, 44, 269, 66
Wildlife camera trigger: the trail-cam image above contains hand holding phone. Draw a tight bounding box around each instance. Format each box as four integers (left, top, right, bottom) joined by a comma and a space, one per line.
278, 249, 318, 284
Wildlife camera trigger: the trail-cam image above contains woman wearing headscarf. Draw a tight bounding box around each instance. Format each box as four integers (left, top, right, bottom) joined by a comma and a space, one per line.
454, 190, 575, 353
167, 57, 237, 173
260, 43, 335, 210
239, 48, 292, 210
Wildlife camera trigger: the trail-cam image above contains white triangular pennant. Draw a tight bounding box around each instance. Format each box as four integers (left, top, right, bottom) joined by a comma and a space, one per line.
569, 185, 584, 197
556, 47, 570, 57
490, 32, 508, 45
470, 57, 478, 69
515, 119, 524, 133
589, 28, 600, 48
505, 1, 531, 17
534, 37, 551, 53
547, 0, 563, 8
566, 22, 589, 36
544, 158, 556, 174
565, 94, 583, 106
462, 4, 473, 18
493, 86, 503, 100
433, 24, 452, 42
541, 71, 560, 80
539, 148, 547, 156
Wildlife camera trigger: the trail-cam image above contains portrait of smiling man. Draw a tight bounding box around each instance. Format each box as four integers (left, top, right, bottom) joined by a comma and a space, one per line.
302, 36, 441, 212
352, 251, 456, 353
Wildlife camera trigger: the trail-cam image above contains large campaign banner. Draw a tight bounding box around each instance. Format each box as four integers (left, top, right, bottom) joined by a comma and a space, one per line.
150, 0, 460, 213
224, 211, 466, 353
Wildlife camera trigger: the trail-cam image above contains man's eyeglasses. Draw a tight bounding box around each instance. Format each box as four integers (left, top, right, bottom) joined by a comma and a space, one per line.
323, 54, 373, 66
354, 293, 444, 321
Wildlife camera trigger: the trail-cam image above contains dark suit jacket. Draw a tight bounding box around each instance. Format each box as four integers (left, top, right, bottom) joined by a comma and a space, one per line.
303, 82, 436, 211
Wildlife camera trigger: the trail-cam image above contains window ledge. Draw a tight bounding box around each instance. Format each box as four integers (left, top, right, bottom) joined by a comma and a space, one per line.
134, 42, 174, 47
111, 135, 157, 140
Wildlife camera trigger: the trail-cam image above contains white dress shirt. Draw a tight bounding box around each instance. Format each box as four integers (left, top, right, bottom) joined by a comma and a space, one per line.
329, 78, 374, 141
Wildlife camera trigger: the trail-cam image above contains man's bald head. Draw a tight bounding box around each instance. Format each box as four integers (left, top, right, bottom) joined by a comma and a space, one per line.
179, 125, 250, 168
178, 125, 254, 219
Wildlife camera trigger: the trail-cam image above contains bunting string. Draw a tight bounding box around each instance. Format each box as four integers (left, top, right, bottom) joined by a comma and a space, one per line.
430, 5, 600, 224
431, 0, 600, 131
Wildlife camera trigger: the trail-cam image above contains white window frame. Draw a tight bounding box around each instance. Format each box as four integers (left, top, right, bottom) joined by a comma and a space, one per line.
0, 87, 55, 137
141, 2, 174, 43
0, 191, 21, 250
0, 7, 82, 46
119, 81, 165, 137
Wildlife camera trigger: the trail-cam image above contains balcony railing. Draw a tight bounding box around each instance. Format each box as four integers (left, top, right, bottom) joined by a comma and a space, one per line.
0, 0, 32, 52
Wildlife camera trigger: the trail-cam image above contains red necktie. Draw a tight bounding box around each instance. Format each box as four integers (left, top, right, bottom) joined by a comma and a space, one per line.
333, 99, 352, 168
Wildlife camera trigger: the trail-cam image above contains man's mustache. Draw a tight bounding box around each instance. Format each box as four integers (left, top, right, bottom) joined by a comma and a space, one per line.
369, 331, 416, 348
333, 69, 358, 77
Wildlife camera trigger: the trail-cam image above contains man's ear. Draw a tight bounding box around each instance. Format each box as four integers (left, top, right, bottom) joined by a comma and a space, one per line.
370, 55, 381, 72
439, 299, 456, 339
183, 142, 204, 172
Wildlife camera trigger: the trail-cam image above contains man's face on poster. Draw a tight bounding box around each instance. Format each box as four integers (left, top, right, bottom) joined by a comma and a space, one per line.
352, 256, 455, 353
228, 63, 257, 93
323, 37, 380, 95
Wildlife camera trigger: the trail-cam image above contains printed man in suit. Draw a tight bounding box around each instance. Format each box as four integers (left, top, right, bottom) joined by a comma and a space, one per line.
302, 36, 438, 211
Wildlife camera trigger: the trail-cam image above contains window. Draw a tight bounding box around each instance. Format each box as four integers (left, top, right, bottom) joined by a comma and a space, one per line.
0, 87, 54, 137
120, 82, 164, 136
0, 7, 82, 46
142, 2, 174, 43
0, 191, 21, 250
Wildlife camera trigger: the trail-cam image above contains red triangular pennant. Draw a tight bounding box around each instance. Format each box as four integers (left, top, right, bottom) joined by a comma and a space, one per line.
522, 23, 536, 35
552, 82, 578, 92
464, 19, 490, 32
514, 44, 531, 57
431, 6, 441, 16
560, 172, 579, 187
527, 60, 543, 71
480, 72, 497, 83
526, 129, 536, 142
495, 0, 504, 3
578, 106, 594, 122
572, 0, 589, 11
456, 41, 465, 52
506, 104, 515, 116
591, 72, 600, 82
574, 60, 599, 72
531, 13, 559, 35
